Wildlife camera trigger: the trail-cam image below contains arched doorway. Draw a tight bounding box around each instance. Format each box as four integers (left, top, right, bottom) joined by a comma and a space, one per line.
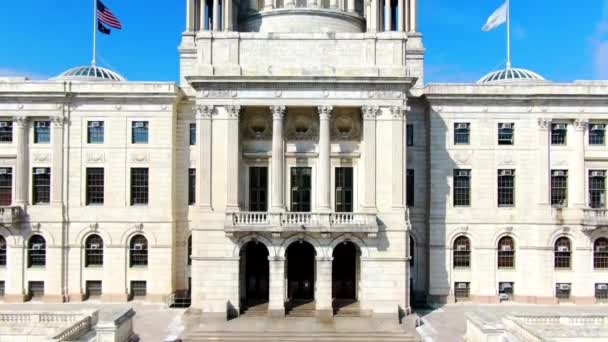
239, 241, 269, 312
286, 241, 316, 305
332, 241, 359, 314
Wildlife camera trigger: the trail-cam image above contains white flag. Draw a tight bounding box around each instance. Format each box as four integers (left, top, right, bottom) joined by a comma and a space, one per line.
482, 2, 507, 31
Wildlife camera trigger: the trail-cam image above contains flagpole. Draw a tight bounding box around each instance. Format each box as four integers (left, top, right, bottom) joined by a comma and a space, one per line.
506, 0, 511, 69
92, 0, 97, 65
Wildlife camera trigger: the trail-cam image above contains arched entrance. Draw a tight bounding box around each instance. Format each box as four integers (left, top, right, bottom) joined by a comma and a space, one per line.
286, 241, 316, 304
239, 241, 269, 312
332, 241, 360, 314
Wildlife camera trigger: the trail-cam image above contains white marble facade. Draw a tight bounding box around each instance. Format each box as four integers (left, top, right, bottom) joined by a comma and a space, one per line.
0, 0, 606, 319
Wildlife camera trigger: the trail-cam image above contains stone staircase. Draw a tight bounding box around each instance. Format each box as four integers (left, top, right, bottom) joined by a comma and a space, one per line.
182, 331, 419, 341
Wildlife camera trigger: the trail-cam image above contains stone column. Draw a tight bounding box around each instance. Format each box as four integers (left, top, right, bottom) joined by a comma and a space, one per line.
186, 0, 195, 31
391, 107, 405, 211
573, 119, 588, 207
307, 0, 318, 8
384, 0, 392, 31
212, 0, 219, 30
51, 116, 65, 206
226, 106, 241, 211
318, 106, 333, 212
264, 0, 273, 10
315, 257, 333, 320
285, 0, 295, 8
537, 118, 551, 205
330, 0, 338, 9
409, 0, 417, 31
196, 105, 214, 211
13, 117, 28, 207
404, 0, 409, 31
268, 256, 286, 316
362, 106, 379, 212
397, 0, 404, 31
224, 0, 232, 30
347, 0, 355, 12
270, 106, 286, 212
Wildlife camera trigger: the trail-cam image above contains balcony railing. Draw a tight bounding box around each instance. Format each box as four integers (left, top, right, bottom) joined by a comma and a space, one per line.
0, 206, 21, 224
582, 209, 608, 228
225, 211, 378, 234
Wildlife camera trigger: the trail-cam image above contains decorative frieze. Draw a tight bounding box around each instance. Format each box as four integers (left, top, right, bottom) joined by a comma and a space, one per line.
574, 118, 588, 131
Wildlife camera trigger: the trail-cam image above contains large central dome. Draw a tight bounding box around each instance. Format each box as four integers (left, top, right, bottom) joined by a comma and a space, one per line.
52, 65, 126, 82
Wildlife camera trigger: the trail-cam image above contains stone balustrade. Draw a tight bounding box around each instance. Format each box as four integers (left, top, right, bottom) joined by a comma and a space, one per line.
51, 316, 92, 341
225, 211, 378, 235
0, 206, 21, 224
582, 209, 608, 228
0, 311, 84, 325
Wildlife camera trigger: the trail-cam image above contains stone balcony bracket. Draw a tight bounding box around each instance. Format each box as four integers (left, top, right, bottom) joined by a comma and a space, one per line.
0, 206, 23, 225
582, 208, 608, 232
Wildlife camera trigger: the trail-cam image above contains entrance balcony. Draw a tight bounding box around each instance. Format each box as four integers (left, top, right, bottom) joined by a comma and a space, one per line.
225, 211, 378, 236
582, 209, 608, 230
0, 206, 21, 224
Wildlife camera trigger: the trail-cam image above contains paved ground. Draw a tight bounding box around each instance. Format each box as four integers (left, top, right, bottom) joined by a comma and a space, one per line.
414, 303, 608, 342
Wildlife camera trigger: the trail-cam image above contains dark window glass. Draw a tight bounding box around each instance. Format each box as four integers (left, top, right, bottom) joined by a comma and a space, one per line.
406, 169, 414, 207
409, 236, 415, 267
188, 168, 196, 205
130, 168, 149, 205
0, 121, 13, 143
249, 167, 268, 211
129, 235, 148, 267
453, 170, 470, 206
28, 235, 46, 267
453, 236, 470, 268
551, 123, 567, 145
596, 283, 608, 301
86, 168, 104, 205
130, 281, 147, 298
454, 123, 470, 145
32, 168, 50, 204
189, 123, 196, 145
594, 238, 608, 269
188, 236, 192, 266
551, 170, 568, 206
335, 167, 353, 212
85, 234, 104, 267
454, 282, 470, 300
33, 121, 50, 144
497, 237, 515, 268
554, 237, 571, 269
406, 124, 414, 146
590, 124, 605, 145
0, 168, 12, 206
86, 280, 102, 298
556, 283, 571, 300
291, 167, 311, 212
87, 121, 104, 144
28, 281, 44, 299
498, 123, 514, 145
497, 170, 515, 207
0, 281, 4, 296
131, 121, 149, 144
589, 170, 606, 208
0, 236, 6, 266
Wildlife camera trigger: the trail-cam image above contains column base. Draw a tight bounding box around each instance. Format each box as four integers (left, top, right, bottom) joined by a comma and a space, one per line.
316, 309, 333, 322
68, 293, 85, 302
100, 293, 129, 302
4, 294, 26, 303
573, 296, 597, 305
41, 294, 65, 303
268, 308, 285, 317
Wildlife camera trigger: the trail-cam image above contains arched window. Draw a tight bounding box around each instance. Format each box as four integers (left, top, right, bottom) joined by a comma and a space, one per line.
453, 236, 471, 268
188, 236, 192, 266
85, 234, 104, 267
0, 236, 6, 266
497, 237, 515, 268
594, 238, 608, 269
554, 237, 571, 269
409, 236, 415, 267
129, 235, 148, 267
28, 235, 46, 267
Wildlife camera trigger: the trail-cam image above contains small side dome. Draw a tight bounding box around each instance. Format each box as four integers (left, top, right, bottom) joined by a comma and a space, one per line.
52, 65, 126, 82
477, 67, 546, 85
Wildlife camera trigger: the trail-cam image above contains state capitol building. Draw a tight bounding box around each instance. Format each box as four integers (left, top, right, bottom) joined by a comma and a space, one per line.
0, 0, 607, 319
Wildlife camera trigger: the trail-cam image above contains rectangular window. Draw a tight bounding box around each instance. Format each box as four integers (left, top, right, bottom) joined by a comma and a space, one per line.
498, 123, 514, 145
406, 124, 414, 146
0, 121, 13, 143
28, 281, 44, 299
86, 168, 104, 205
32, 168, 51, 204
454, 122, 470, 145
291, 167, 311, 212
189, 123, 196, 145
249, 167, 268, 212
0, 281, 4, 297
406, 169, 414, 207
335, 167, 353, 212
555, 283, 571, 301
454, 282, 470, 301
589, 170, 606, 208
453, 169, 470, 206
590, 124, 606, 145
131, 121, 149, 144
85, 280, 102, 299
130, 281, 147, 299
499, 282, 514, 301
596, 283, 608, 302
551, 123, 567, 145
33, 121, 50, 144
497, 169, 515, 207
551, 170, 568, 206
87, 121, 104, 144
0, 168, 12, 206
188, 168, 196, 205
130, 168, 149, 205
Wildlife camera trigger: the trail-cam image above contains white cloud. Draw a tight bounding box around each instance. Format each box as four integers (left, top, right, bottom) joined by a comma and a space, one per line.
0, 68, 49, 80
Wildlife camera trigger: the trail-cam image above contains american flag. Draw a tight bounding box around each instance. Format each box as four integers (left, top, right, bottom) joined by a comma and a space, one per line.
97, 0, 122, 29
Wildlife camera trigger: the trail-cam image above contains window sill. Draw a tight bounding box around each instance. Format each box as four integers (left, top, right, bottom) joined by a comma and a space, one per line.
129, 265, 148, 269
497, 267, 516, 270
554, 268, 572, 271
453, 267, 471, 270
27, 266, 46, 270
130, 204, 149, 207
86, 204, 105, 207
85, 265, 104, 269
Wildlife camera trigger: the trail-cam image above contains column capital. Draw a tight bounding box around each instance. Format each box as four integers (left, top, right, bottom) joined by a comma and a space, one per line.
13, 116, 28, 128
51, 115, 67, 128
317, 105, 333, 119
390, 106, 405, 119
195, 105, 215, 119
537, 117, 552, 130
574, 118, 589, 131
362, 105, 379, 120
270, 105, 286, 119
226, 105, 242, 119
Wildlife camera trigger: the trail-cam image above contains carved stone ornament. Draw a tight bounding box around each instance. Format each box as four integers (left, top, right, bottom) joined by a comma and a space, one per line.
574, 119, 589, 131
331, 111, 361, 141
318, 105, 334, 119
32, 222, 41, 231
134, 223, 144, 231
89, 222, 99, 231
505, 226, 513, 232
242, 112, 272, 140
195, 105, 215, 120
390, 106, 405, 119
286, 111, 318, 140
453, 151, 472, 164
226, 105, 242, 119
457, 225, 469, 232
537, 118, 551, 130
13, 116, 28, 128
130, 153, 149, 163
270, 106, 286, 119
86, 153, 105, 163
361, 106, 379, 120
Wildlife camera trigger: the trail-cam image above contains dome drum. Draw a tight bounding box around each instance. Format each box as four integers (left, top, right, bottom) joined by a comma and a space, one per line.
240, 8, 365, 33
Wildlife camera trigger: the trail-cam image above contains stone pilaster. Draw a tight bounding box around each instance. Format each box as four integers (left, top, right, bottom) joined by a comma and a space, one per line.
226, 105, 241, 211
317, 105, 333, 212
270, 106, 286, 212
196, 105, 214, 211
391, 106, 405, 212
573, 119, 588, 207
4, 244, 25, 302
315, 257, 333, 321
537, 118, 551, 205
268, 256, 286, 316
13, 116, 28, 207
51, 115, 65, 206
362, 106, 379, 212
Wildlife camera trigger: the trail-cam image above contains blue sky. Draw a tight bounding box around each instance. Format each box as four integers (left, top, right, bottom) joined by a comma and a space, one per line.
0, 0, 606, 83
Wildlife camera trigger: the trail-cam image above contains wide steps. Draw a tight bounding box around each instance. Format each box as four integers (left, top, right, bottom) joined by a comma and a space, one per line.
182, 331, 418, 342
